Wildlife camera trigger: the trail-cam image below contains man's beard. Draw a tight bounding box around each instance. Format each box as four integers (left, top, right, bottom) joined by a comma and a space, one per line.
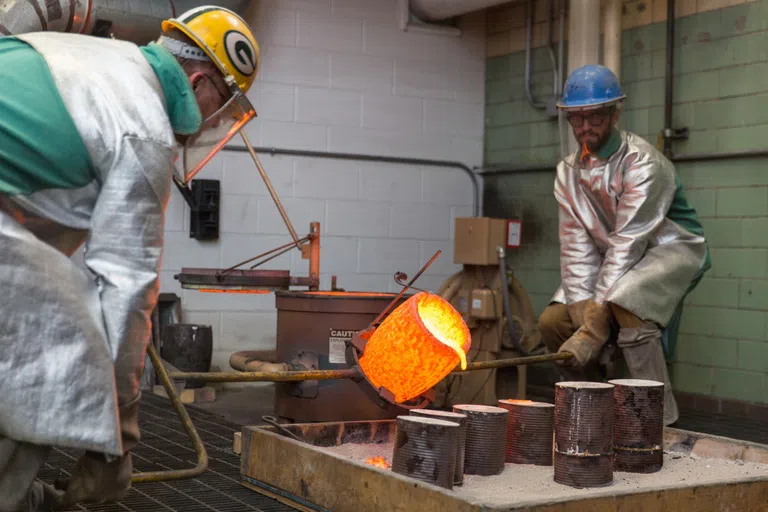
579, 130, 611, 153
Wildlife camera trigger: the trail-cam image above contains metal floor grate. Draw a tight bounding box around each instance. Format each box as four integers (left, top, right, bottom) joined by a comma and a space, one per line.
40, 393, 294, 512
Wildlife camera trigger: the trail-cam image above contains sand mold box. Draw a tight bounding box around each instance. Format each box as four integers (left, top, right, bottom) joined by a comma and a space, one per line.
324, 442, 768, 506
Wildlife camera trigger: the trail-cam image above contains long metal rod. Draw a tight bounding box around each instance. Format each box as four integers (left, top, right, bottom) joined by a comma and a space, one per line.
239, 132, 302, 248
369, 250, 442, 327
218, 235, 311, 277
169, 353, 573, 383
131, 344, 208, 484
221, 146, 482, 217
169, 368, 361, 383
480, 147, 768, 177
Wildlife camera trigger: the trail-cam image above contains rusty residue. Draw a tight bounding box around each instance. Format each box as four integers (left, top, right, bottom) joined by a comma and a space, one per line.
735, 15, 747, 31
698, 32, 711, 43
634, 39, 645, 52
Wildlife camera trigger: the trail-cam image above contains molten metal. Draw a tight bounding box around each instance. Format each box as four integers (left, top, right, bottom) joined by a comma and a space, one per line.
359, 292, 471, 403
365, 456, 391, 469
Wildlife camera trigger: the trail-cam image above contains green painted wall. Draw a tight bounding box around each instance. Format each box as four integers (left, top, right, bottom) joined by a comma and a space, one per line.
484, 1, 768, 404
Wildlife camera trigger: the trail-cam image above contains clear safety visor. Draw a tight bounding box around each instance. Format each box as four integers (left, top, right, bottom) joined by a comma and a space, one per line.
176, 82, 257, 185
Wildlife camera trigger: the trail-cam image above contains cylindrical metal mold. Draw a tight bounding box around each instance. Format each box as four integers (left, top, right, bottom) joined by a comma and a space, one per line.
554, 382, 615, 488
609, 379, 665, 473
161, 324, 213, 389
274, 291, 410, 422
452, 404, 508, 476
498, 399, 554, 466
410, 409, 468, 485
391, 415, 459, 490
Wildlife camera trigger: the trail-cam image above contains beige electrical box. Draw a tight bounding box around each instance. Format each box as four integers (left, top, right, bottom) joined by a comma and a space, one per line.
470, 289, 502, 319
454, 217, 508, 265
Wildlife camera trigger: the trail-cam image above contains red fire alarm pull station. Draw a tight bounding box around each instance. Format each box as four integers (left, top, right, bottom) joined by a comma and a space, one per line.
506, 220, 522, 248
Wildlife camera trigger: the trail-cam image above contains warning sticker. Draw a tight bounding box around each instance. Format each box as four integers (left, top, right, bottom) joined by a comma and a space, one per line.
328, 328, 356, 364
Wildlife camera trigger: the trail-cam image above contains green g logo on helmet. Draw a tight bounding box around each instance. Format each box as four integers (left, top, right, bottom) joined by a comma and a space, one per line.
224, 30, 257, 77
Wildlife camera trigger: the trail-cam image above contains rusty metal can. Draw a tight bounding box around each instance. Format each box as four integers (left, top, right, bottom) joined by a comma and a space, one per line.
452, 404, 508, 476
554, 382, 614, 488
391, 415, 460, 490
410, 409, 468, 485
498, 399, 554, 466
608, 379, 665, 473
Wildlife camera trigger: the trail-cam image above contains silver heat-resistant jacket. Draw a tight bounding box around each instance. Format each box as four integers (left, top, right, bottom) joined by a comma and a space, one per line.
550, 131, 709, 327
0, 33, 175, 456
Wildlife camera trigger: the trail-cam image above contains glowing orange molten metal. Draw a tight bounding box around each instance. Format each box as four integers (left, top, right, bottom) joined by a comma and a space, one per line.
358, 292, 471, 403
365, 456, 391, 469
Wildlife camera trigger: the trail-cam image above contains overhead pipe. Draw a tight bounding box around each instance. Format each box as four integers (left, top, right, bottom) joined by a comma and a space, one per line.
0, 0, 248, 44
222, 145, 483, 217
603, 0, 622, 79
662, 0, 677, 157
409, 0, 511, 22
524, 0, 546, 110
564, 0, 601, 154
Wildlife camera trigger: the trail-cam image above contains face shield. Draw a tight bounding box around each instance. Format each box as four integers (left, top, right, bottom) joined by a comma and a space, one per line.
558, 102, 621, 169
174, 77, 257, 186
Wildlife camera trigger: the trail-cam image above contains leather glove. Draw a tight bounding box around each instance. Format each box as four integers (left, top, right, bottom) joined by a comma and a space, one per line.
558, 300, 612, 367
53, 394, 140, 508
53, 451, 132, 507
565, 299, 589, 328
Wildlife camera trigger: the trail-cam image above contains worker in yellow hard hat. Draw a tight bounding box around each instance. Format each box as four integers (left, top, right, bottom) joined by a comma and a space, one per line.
0, 6, 258, 511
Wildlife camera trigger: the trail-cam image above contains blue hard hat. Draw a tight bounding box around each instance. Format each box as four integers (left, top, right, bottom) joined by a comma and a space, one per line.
557, 64, 626, 109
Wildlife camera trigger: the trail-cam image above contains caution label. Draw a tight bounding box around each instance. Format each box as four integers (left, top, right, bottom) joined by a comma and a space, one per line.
328, 328, 356, 364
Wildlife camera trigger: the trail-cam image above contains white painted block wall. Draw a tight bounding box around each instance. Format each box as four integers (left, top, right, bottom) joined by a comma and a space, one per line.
159, 0, 487, 372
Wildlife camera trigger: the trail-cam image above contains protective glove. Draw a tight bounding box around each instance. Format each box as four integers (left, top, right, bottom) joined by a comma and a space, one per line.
53, 394, 140, 508
558, 300, 612, 367
53, 451, 132, 507
565, 299, 589, 328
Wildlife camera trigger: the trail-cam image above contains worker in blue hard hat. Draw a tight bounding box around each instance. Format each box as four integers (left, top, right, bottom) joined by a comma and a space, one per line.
539, 64, 711, 426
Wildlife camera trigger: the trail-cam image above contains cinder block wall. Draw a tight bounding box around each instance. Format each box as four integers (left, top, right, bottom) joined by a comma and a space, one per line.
484, 0, 768, 404
158, 0, 486, 372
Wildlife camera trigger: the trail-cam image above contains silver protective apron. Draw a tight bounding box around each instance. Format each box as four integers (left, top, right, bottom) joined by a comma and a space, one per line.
551, 131, 708, 327
0, 33, 175, 456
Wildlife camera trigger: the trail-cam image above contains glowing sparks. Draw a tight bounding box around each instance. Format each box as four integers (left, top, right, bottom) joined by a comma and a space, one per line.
365, 456, 390, 469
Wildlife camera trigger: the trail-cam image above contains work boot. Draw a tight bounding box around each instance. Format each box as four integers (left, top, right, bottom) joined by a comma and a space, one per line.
616, 323, 679, 426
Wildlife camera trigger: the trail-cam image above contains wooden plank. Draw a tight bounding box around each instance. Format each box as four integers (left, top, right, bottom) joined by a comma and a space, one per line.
233, 432, 242, 455
242, 424, 480, 512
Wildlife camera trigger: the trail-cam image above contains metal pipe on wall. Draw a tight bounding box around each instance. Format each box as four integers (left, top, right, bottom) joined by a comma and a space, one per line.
222, 145, 483, 217
663, 0, 677, 157
564, 0, 601, 154
603, 0, 623, 79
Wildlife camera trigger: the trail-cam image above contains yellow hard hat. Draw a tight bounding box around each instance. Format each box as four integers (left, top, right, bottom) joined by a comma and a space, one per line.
162, 6, 260, 95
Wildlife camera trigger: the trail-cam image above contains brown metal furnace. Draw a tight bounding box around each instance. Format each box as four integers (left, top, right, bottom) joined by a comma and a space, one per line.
274, 290, 409, 422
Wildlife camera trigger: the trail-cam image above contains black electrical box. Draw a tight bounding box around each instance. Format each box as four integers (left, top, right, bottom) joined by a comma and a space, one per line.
189, 179, 220, 241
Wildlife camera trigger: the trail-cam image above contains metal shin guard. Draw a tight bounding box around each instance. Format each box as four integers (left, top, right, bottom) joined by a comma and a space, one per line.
616, 324, 679, 426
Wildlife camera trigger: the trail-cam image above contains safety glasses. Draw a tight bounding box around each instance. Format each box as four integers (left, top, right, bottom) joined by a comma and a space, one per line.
566, 107, 615, 128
